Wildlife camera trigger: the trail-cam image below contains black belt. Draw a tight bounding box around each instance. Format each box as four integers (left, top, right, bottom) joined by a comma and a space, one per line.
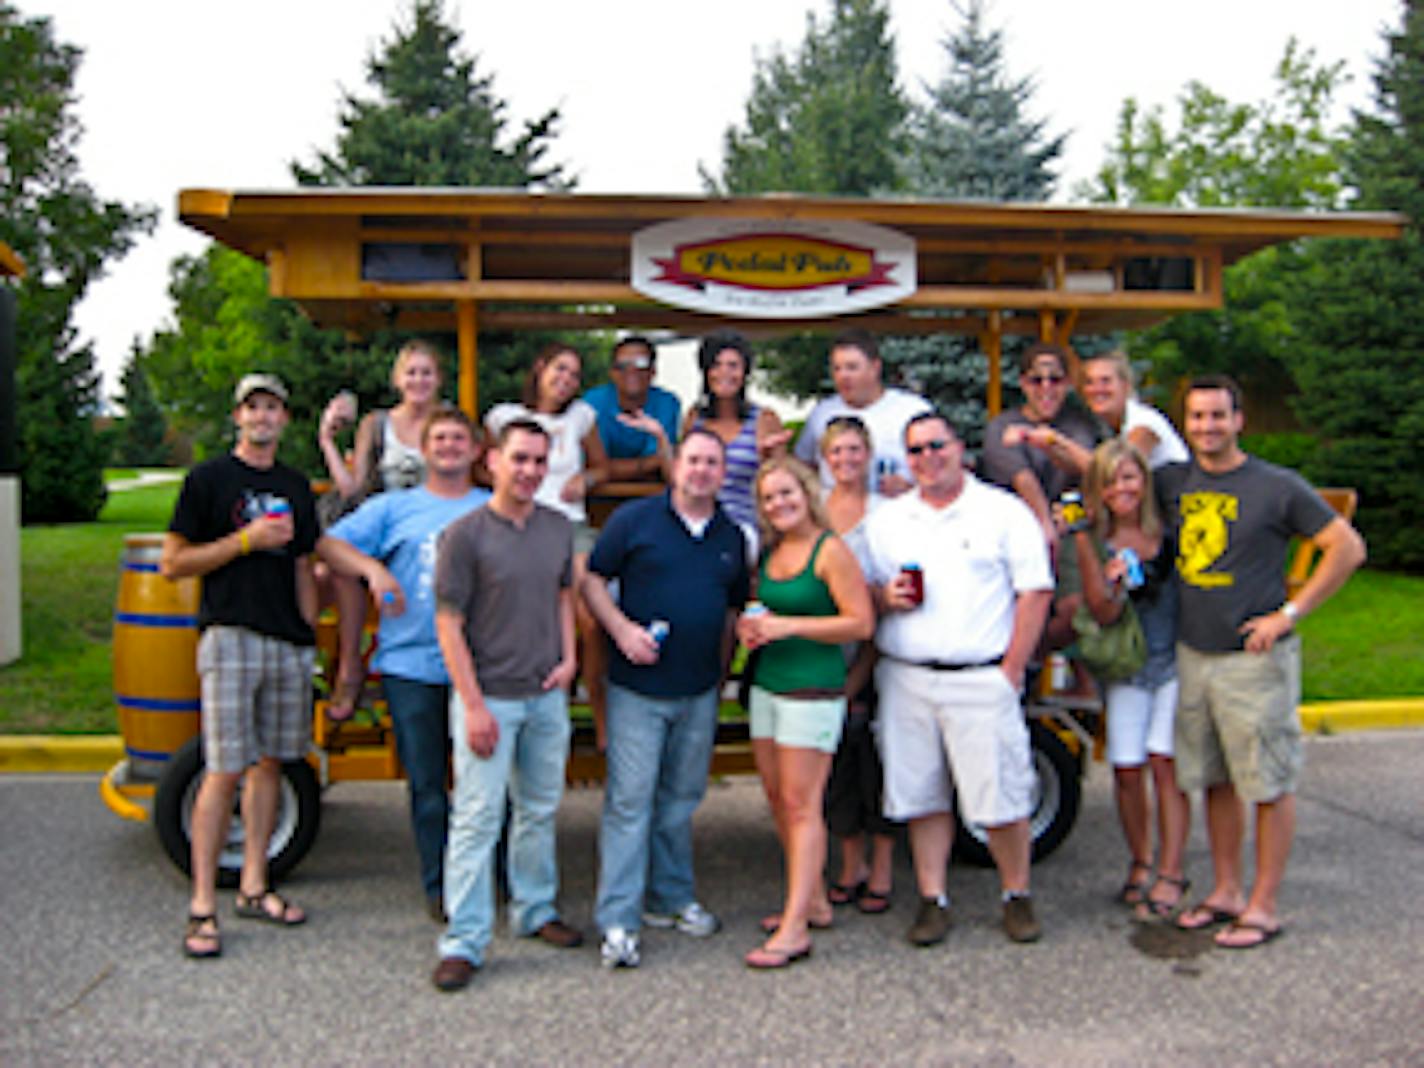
887, 653, 1002, 672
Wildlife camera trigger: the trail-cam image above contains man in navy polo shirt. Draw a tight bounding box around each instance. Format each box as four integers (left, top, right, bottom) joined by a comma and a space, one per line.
581, 428, 750, 969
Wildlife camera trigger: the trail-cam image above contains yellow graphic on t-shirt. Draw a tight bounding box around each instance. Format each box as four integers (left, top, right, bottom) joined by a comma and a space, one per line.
1177, 491, 1237, 588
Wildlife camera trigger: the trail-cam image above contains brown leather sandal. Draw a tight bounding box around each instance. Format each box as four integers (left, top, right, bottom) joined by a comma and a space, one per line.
183, 913, 221, 959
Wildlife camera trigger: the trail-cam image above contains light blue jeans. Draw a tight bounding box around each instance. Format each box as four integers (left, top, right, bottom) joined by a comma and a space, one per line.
438, 687, 571, 966
595, 682, 720, 933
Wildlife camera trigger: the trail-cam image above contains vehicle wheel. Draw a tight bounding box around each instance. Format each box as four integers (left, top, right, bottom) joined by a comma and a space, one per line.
153, 736, 322, 887
952, 719, 1082, 867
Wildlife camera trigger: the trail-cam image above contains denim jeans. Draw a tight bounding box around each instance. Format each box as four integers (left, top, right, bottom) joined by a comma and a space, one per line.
381, 675, 450, 903
595, 682, 719, 933
438, 687, 571, 966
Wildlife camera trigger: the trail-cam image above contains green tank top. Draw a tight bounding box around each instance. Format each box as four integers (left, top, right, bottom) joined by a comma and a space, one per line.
755, 532, 847, 694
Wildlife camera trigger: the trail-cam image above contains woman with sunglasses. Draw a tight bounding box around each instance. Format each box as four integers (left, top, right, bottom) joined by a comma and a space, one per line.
681, 330, 791, 539
1057, 439, 1189, 918
818, 416, 898, 916
739, 457, 874, 969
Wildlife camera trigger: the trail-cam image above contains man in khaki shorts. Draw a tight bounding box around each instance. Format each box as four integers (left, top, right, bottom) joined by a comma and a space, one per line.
1156, 375, 1365, 949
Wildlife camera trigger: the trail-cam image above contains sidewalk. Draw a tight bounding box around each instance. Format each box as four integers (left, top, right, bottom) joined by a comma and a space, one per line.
3, 698, 1423, 774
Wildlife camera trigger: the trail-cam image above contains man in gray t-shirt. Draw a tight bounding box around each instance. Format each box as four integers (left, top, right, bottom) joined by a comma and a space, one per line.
1157, 375, 1364, 951
428, 419, 583, 992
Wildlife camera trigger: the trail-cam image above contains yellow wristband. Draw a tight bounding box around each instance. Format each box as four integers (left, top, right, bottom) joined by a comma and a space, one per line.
239, 529, 251, 556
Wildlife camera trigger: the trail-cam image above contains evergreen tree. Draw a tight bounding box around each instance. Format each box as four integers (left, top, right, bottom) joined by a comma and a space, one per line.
292, 0, 568, 189
113, 344, 170, 467
903, 0, 1065, 201
1289, 1, 1424, 570
706, 0, 907, 195
0, 4, 155, 521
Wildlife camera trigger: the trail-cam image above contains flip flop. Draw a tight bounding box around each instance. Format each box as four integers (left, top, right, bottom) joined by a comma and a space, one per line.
759, 912, 833, 934
1134, 875, 1191, 923
745, 942, 813, 970
857, 889, 892, 915
1175, 903, 1240, 931
1215, 919, 1284, 950
827, 880, 866, 907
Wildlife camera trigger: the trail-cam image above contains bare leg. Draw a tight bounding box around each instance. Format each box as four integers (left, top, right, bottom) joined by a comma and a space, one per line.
908, 812, 953, 899
237, 757, 306, 923
834, 831, 867, 892
985, 818, 1031, 895
867, 833, 895, 897
1215, 793, 1295, 946
1113, 763, 1153, 874
1143, 754, 1191, 910
1179, 782, 1247, 927
760, 746, 834, 953
329, 573, 369, 720
189, 769, 241, 917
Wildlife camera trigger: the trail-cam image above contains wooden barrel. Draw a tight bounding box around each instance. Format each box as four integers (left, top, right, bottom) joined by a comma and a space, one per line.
112, 534, 201, 781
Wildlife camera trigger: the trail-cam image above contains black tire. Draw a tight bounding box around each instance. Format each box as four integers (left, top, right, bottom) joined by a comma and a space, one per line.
153, 737, 322, 888
952, 718, 1082, 867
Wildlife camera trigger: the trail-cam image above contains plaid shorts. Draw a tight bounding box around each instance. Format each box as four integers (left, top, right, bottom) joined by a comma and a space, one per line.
197, 626, 314, 773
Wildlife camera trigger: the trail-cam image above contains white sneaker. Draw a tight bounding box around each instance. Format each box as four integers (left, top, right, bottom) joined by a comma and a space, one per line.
642, 901, 721, 938
600, 927, 640, 969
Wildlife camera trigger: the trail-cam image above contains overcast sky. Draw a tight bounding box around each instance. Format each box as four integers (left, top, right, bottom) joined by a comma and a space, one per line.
18, 0, 1402, 398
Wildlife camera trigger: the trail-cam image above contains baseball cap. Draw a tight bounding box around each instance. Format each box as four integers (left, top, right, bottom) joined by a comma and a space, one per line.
234, 373, 289, 406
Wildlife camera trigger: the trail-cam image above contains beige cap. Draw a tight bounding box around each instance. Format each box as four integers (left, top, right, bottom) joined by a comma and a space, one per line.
233, 373, 289, 406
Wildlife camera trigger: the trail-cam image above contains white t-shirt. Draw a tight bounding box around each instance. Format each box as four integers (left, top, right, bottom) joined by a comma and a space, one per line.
485, 400, 598, 523
864, 475, 1051, 664
1123, 397, 1189, 469
795, 387, 933, 488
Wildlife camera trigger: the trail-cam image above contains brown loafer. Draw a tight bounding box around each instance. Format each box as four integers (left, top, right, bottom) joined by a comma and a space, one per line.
432, 956, 478, 992
1003, 895, 1042, 943
533, 918, 584, 949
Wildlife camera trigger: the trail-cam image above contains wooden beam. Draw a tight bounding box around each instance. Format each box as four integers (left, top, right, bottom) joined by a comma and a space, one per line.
982, 311, 1003, 418
456, 301, 477, 418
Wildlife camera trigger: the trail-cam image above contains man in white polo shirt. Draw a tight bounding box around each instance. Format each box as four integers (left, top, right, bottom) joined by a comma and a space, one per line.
864, 411, 1053, 947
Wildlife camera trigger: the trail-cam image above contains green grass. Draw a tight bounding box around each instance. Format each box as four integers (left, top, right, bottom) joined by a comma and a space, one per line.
1, 480, 1419, 733
102, 468, 139, 482
0, 481, 180, 733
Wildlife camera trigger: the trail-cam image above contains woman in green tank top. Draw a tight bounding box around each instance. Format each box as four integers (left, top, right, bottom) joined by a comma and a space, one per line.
737, 457, 874, 969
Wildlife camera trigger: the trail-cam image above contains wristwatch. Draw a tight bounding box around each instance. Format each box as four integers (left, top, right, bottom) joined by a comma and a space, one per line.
1281, 602, 1300, 623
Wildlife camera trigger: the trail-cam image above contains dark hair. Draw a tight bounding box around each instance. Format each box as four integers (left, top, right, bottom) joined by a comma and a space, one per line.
493, 417, 550, 449
696, 329, 755, 421
902, 409, 958, 445
612, 335, 656, 363
1185, 373, 1244, 413
830, 328, 880, 363
677, 425, 727, 458
1020, 341, 1069, 376
420, 404, 478, 448
521, 342, 581, 412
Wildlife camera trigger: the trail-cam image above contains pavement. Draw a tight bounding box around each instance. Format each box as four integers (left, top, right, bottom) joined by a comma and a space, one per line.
2, 730, 1423, 1065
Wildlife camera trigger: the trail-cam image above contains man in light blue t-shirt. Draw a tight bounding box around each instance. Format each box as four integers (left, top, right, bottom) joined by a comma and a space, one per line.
583, 335, 680, 483
318, 406, 490, 920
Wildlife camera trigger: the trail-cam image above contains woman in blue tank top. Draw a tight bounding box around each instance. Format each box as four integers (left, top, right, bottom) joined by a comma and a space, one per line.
682, 330, 791, 538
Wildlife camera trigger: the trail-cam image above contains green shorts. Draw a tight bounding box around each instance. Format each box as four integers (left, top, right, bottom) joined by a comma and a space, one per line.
1174, 635, 1302, 803
749, 686, 846, 754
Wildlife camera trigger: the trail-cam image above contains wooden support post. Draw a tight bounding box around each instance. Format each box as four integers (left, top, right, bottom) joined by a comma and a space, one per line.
456, 300, 478, 418
982, 310, 1003, 418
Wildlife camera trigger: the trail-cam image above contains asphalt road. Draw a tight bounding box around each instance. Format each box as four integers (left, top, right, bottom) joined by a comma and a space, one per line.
2, 731, 1421, 1066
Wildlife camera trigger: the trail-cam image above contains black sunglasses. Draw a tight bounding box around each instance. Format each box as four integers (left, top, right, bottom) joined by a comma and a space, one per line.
1023, 373, 1066, 386
906, 439, 951, 456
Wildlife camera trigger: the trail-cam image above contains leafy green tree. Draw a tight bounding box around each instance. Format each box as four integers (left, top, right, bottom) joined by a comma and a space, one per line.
292, 0, 568, 188
705, 0, 907, 195
903, 0, 1065, 201
1082, 42, 1350, 407
112, 344, 170, 466
1289, 1, 1424, 570
0, 3, 155, 520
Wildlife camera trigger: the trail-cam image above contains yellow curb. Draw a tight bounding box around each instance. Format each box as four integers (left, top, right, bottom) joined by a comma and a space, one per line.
1298, 698, 1424, 735
0, 735, 124, 773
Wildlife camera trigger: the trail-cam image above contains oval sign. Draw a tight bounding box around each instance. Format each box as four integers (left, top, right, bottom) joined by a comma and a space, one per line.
631, 217, 916, 318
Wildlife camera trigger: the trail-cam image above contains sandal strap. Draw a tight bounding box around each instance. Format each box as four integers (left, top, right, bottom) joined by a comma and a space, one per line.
1154, 874, 1190, 891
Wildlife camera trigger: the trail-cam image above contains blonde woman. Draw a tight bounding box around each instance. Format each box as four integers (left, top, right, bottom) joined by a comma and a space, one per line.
1058, 439, 1189, 917
739, 457, 874, 968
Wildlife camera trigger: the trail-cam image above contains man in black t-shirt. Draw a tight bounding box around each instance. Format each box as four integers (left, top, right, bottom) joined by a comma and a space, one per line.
162, 373, 319, 960
1157, 375, 1364, 950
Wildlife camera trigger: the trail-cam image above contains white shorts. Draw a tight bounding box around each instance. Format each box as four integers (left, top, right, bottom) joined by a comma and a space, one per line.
1104, 677, 1179, 768
874, 660, 1034, 827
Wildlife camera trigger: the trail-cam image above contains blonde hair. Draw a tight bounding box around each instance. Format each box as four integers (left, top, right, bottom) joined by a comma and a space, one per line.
1084, 350, 1135, 393
391, 339, 443, 390
754, 456, 830, 551
1084, 439, 1160, 540
818, 414, 873, 457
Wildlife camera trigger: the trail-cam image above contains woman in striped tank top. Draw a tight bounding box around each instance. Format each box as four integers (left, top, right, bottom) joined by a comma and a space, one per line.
682, 330, 791, 540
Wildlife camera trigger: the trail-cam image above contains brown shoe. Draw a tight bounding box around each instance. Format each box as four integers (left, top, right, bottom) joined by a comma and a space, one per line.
1003, 895, 1042, 943
431, 956, 478, 992
906, 898, 952, 947
533, 918, 585, 949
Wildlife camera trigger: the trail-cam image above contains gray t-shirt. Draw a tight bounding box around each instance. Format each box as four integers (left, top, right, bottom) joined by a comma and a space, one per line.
980, 404, 1103, 503
1156, 457, 1336, 653
434, 503, 572, 697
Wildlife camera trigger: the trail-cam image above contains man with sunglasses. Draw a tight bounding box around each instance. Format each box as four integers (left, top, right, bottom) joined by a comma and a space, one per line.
583, 335, 681, 483
981, 342, 1102, 542
864, 412, 1053, 948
